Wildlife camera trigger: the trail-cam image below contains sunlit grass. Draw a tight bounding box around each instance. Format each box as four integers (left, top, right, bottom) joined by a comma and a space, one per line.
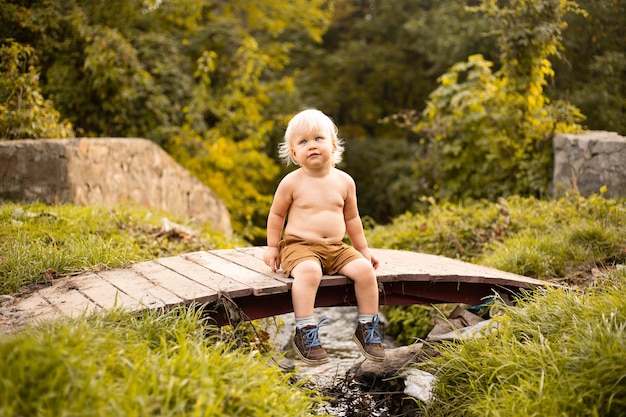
369, 192, 626, 281
421, 269, 626, 417
481, 218, 626, 281
0, 306, 319, 416
376, 193, 626, 416
0, 202, 247, 294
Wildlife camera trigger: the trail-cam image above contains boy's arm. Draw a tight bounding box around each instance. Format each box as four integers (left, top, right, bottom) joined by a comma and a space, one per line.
263, 180, 291, 272
344, 178, 379, 269
345, 215, 379, 270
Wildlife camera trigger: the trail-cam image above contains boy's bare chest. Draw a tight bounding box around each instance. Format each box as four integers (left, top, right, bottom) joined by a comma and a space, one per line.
292, 181, 345, 210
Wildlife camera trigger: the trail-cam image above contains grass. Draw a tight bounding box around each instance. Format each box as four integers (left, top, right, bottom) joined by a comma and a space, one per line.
368, 192, 626, 416
0, 202, 247, 294
0, 202, 322, 416
420, 269, 626, 416
376, 193, 626, 344
0, 306, 320, 417
368, 192, 626, 283
2, 194, 625, 416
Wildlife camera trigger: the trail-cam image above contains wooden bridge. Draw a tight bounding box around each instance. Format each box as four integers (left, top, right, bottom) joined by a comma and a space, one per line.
9, 247, 554, 327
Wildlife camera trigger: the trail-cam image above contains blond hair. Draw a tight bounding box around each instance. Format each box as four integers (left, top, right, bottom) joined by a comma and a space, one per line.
278, 109, 345, 166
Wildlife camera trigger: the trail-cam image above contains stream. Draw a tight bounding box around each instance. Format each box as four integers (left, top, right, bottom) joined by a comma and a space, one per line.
268, 306, 413, 416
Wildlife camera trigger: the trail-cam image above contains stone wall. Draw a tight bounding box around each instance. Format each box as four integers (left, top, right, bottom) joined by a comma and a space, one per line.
0, 138, 232, 235
552, 131, 626, 198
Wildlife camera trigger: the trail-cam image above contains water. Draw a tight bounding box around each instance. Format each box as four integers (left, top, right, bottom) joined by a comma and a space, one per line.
269, 306, 396, 386
268, 307, 420, 416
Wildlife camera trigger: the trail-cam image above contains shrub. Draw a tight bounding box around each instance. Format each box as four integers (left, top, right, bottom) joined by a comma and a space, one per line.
0, 202, 245, 294
421, 270, 626, 416
0, 307, 319, 417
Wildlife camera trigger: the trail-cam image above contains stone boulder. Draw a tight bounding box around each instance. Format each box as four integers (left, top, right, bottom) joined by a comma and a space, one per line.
0, 138, 232, 235
552, 131, 626, 198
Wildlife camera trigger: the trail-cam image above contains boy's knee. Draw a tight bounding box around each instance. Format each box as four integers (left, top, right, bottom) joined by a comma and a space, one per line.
341, 258, 375, 280
292, 259, 323, 278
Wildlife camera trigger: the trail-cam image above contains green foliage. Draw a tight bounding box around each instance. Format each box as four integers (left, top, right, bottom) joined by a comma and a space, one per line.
368, 193, 626, 275
399, 0, 585, 201
481, 194, 626, 280
0, 307, 318, 416
368, 197, 513, 261
1, 0, 333, 241
552, 0, 626, 135
296, 0, 494, 136
0, 202, 244, 295
382, 304, 441, 345
342, 136, 425, 222
421, 272, 626, 416
373, 193, 626, 343
0, 42, 74, 140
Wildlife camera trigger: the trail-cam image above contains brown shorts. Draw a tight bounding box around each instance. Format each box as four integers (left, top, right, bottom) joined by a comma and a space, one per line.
279, 235, 364, 277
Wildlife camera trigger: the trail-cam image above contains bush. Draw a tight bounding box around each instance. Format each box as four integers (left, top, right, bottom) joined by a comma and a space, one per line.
0, 307, 319, 416
372, 193, 626, 346
0, 202, 245, 294
421, 269, 626, 416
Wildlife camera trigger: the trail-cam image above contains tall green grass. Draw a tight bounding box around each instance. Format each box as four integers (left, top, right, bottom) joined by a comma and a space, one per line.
375, 194, 626, 416
0, 202, 245, 294
377, 193, 626, 343
421, 269, 626, 416
0, 307, 319, 417
368, 193, 626, 281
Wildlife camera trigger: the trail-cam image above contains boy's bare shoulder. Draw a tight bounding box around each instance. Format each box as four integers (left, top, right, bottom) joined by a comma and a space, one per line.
332, 168, 356, 184
280, 168, 303, 185
273, 170, 302, 204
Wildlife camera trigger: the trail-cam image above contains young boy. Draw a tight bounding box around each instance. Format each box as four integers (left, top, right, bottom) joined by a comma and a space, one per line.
263, 109, 385, 365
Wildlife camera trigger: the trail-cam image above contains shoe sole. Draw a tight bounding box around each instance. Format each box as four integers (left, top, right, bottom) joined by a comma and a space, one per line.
291, 340, 329, 365
352, 334, 386, 362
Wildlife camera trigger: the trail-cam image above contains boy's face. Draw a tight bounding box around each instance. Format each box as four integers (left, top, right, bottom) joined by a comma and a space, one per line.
290, 126, 336, 168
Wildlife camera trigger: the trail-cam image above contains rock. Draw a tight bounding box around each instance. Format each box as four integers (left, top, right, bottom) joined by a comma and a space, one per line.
553, 131, 626, 198
402, 369, 436, 403
425, 304, 497, 342
349, 343, 432, 382
0, 138, 231, 234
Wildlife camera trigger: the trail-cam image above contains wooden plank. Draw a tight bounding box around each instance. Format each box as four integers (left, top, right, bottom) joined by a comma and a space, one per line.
375, 249, 551, 288
211, 248, 294, 286
235, 246, 267, 261
132, 260, 218, 304
239, 246, 355, 287
156, 256, 252, 299
373, 249, 454, 278
38, 284, 100, 317
8, 247, 557, 328
243, 246, 422, 285
13, 292, 61, 321
97, 268, 183, 309
183, 251, 288, 296
71, 272, 139, 310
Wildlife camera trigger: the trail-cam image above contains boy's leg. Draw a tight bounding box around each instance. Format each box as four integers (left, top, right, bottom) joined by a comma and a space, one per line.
339, 258, 379, 314
290, 260, 329, 364
340, 259, 385, 361
290, 260, 323, 318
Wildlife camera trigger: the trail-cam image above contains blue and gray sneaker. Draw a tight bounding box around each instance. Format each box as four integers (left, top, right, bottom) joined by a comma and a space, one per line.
352, 314, 385, 361
292, 317, 331, 365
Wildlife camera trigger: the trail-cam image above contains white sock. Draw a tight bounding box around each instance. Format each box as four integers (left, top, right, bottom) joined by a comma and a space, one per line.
295, 316, 316, 329
358, 314, 375, 324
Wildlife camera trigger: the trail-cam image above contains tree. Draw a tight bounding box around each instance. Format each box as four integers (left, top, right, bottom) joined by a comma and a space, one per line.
408, 0, 585, 201
0, 42, 74, 140
0, 0, 333, 242
550, 0, 626, 134
293, 0, 496, 136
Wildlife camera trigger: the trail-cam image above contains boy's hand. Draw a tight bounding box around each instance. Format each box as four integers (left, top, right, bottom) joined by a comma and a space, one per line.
263, 246, 281, 273
360, 247, 379, 270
